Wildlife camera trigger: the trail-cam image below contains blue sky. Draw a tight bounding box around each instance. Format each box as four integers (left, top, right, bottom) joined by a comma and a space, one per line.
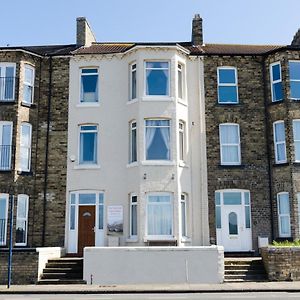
1, 0, 300, 47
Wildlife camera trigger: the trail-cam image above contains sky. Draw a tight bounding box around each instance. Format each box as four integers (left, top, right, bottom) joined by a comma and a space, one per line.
1, 0, 300, 47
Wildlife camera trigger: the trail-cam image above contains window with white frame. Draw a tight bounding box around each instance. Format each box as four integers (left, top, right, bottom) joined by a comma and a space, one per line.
145, 119, 170, 161
0, 121, 13, 170
270, 62, 283, 102
23, 64, 35, 104
19, 123, 32, 172
79, 125, 98, 165
129, 121, 137, 163
98, 193, 104, 230
80, 68, 99, 103
293, 120, 300, 162
177, 64, 183, 99
0, 194, 8, 245
0, 63, 15, 101
147, 193, 172, 237
219, 124, 241, 165
277, 192, 291, 237
289, 61, 300, 100
15, 194, 29, 245
130, 63, 137, 100
217, 67, 238, 104
180, 194, 187, 237
179, 121, 185, 162
130, 194, 137, 237
145, 62, 169, 96
273, 121, 287, 163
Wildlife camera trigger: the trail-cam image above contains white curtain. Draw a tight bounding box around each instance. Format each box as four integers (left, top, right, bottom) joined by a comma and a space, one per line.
148, 204, 172, 235
275, 123, 286, 161
145, 121, 156, 158
220, 125, 239, 163
160, 127, 170, 159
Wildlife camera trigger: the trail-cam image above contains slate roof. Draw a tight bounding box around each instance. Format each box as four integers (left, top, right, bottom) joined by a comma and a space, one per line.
72, 42, 289, 56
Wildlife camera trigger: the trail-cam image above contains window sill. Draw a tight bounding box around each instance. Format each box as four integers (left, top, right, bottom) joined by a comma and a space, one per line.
181, 237, 191, 243
269, 99, 284, 105
74, 164, 101, 170
0, 100, 16, 105
177, 99, 188, 106
219, 164, 244, 169
141, 96, 174, 102
179, 161, 188, 168
126, 237, 138, 243
143, 236, 176, 242
0, 169, 12, 173
217, 102, 240, 105
290, 98, 300, 101
21, 102, 35, 108
76, 103, 100, 108
127, 162, 138, 168
17, 170, 33, 176
141, 160, 176, 166
273, 162, 289, 167
127, 98, 138, 105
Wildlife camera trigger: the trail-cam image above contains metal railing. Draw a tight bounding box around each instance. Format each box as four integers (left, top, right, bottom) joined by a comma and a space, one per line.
0, 77, 15, 101
0, 218, 6, 245
0, 145, 13, 170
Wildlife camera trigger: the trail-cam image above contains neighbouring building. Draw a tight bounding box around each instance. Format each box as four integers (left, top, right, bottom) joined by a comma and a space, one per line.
1, 14, 300, 275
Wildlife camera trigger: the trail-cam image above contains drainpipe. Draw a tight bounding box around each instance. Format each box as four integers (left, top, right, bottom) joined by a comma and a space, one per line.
42, 56, 53, 246
262, 56, 274, 242
31, 57, 43, 246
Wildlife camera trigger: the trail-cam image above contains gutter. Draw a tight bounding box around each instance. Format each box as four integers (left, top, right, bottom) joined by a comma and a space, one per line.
42, 55, 53, 246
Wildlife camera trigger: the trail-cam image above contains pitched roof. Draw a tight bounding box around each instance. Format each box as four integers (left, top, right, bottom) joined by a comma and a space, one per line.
73, 42, 286, 56
0, 44, 78, 56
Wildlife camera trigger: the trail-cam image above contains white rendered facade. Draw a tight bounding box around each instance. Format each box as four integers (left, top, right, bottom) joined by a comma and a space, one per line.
66, 46, 209, 253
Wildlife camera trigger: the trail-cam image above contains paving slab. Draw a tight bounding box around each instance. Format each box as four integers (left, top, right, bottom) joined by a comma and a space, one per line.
1, 282, 300, 294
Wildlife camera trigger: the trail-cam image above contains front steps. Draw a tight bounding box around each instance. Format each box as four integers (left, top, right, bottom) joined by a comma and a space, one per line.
224, 257, 267, 282
38, 258, 86, 284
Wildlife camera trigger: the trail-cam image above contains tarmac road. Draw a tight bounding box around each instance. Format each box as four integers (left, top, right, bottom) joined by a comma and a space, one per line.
1, 292, 300, 300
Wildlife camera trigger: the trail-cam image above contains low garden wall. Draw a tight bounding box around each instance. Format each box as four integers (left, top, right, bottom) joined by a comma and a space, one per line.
261, 246, 300, 281
84, 246, 224, 285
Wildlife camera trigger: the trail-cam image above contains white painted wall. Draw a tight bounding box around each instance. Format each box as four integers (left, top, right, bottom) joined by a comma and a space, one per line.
84, 246, 224, 284
66, 46, 209, 252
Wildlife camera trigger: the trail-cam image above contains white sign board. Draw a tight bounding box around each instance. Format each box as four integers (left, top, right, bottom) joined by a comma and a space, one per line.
107, 205, 123, 235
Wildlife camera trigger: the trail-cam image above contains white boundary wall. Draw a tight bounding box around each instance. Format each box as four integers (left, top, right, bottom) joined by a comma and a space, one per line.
84, 246, 224, 284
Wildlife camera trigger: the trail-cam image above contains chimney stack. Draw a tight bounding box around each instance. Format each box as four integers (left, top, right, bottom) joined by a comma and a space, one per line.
291, 28, 300, 46
192, 14, 203, 46
76, 17, 96, 47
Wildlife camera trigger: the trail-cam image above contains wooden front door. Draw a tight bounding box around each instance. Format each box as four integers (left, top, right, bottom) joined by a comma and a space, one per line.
78, 205, 95, 256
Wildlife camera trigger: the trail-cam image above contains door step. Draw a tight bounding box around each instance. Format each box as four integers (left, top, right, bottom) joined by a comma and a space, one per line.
224, 257, 267, 282
38, 257, 86, 285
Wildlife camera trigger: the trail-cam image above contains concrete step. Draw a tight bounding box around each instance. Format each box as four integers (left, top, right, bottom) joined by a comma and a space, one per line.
225, 269, 266, 275
224, 274, 267, 281
43, 267, 83, 273
41, 272, 83, 280
37, 279, 86, 285
225, 264, 265, 270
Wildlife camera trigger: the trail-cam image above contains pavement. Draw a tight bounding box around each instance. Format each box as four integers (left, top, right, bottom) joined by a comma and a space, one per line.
2, 282, 300, 294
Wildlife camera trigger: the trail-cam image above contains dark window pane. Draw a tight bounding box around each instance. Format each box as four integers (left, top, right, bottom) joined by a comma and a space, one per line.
273, 82, 283, 101
229, 212, 238, 235
146, 69, 168, 96
216, 206, 221, 229
219, 69, 236, 84
224, 192, 242, 205
218, 86, 238, 103
290, 81, 300, 99
272, 64, 281, 81
290, 62, 300, 80
245, 206, 251, 229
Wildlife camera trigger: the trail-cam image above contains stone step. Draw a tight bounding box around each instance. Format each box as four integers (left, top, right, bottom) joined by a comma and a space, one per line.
48, 258, 83, 263
43, 267, 83, 273
41, 272, 83, 280
37, 279, 86, 285
46, 262, 82, 268
225, 269, 266, 275
224, 274, 267, 281
225, 264, 265, 270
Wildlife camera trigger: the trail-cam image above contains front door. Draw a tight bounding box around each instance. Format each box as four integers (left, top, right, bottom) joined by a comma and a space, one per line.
78, 205, 95, 256
222, 205, 244, 251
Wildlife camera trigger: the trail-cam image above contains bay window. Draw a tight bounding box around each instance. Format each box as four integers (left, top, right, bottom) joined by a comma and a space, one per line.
130, 194, 137, 237
23, 64, 35, 104
129, 121, 137, 163
270, 62, 283, 102
19, 123, 32, 172
145, 61, 169, 96
145, 119, 170, 161
180, 194, 187, 237
273, 121, 287, 163
0, 121, 13, 170
289, 61, 300, 100
0, 194, 8, 245
130, 63, 137, 100
293, 120, 300, 162
277, 192, 291, 237
0, 63, 15, 101
15, 194, 29, 245
147, 193, 172, 237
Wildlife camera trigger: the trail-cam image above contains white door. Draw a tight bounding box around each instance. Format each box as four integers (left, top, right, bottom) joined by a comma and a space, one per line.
216, 190, 252, 252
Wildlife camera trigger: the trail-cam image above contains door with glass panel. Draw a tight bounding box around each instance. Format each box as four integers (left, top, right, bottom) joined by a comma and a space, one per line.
216, 190, 252, 252
0, 122, 13, 170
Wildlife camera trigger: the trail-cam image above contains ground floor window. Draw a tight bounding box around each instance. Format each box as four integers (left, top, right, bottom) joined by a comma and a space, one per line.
15, 194, 29, 245
146, 193, 172, 237
277, 192, 291, 237
130, 194, 137, 238
0, 194, 8, 245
